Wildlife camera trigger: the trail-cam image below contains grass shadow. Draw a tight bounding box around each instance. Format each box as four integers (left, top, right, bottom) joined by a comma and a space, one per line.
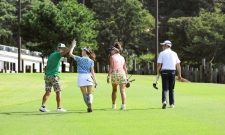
0, 107, 163, 116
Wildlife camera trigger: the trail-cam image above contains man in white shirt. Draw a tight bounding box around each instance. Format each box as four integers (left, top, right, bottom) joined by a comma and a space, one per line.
157, 40, 182, 109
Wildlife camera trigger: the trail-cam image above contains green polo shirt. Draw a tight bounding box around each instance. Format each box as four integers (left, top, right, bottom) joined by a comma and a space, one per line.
46, 51, 62, 76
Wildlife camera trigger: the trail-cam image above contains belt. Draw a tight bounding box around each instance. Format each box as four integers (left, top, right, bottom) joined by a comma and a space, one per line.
161, 69, 175, 70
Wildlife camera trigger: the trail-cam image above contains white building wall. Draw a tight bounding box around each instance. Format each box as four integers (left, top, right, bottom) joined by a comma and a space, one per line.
0, 44, 70, 73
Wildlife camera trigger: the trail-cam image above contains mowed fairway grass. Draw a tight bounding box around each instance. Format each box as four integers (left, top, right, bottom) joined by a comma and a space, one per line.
0, 73, 225, 135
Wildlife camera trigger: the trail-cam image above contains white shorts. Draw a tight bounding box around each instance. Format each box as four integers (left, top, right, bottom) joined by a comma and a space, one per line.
78, 73, 93, 87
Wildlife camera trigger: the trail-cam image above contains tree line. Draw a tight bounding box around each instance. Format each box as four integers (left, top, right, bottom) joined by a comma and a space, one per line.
1, 0, 225, 69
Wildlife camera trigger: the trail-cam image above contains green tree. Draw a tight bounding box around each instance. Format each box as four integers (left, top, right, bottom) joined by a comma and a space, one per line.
168, 9, 225, 66
136, 52, 154, 67
0, 0, 34, 46
140, 0, 215, 42
167, 17, 190, 64
0, 0, 17, 45
185, 9, 225, 65
91, 0, 155, 66
214, 0, 225, 13
20, 0, 98, 58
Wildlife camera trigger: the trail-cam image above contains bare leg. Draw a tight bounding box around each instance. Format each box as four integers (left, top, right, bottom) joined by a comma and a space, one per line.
112, 84, 117, 104
120, 84, 126, 104
41, 91, 51, 106
56, 91, 61, 108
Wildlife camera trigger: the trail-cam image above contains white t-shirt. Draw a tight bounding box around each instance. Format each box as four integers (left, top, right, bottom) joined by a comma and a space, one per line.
157, 48, 180, 70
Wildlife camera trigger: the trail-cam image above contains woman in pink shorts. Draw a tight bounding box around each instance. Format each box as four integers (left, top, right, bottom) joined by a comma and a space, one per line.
107, 42, 128, 110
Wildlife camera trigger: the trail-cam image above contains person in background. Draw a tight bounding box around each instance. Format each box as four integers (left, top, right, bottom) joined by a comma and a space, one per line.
156, 40, 182, 109
39, 40, 74, 112
69, 40, 98, 113
107, 42, 128, 110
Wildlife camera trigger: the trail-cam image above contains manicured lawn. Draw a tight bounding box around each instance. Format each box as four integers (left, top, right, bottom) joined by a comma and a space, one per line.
0, 73, 225, 135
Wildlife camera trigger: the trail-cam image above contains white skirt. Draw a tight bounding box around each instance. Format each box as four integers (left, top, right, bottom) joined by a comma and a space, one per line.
78, 73, 93, 87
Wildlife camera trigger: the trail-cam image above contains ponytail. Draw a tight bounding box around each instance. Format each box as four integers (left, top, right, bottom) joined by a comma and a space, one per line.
86, 46, 96, 61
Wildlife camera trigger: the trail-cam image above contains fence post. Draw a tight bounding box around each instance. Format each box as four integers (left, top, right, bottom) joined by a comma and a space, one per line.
218, 65, 225, 83
146, 62, 150, 74
194, 68, 198, 82
132, 59, 136, 73
106, 65, 109, 73
212, 68, 218, 83
202, 59, 206, 82
96, 62, 99, 73
152, 62, 155, 74
137, 65, 141, 74
206, 62, 212, 83
185, 65, 189, 81
190, 67, 193, 82
102, 66, 105, 73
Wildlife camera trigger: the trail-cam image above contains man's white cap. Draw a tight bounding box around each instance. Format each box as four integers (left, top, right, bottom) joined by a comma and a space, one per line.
160, 40, 172, 47
58, 43, 67, 48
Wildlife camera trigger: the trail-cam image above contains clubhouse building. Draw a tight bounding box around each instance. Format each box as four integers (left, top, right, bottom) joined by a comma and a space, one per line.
0, 44, 69, 73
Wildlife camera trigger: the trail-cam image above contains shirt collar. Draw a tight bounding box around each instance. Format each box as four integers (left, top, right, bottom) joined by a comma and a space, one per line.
164, 48, 171, 51
113, 53, 120, 56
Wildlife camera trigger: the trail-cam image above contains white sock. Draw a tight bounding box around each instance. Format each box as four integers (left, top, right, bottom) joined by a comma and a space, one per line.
87, 94, 93, 104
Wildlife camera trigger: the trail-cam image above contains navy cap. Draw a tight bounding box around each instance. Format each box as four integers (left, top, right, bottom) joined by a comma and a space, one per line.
108, 46, 119, 52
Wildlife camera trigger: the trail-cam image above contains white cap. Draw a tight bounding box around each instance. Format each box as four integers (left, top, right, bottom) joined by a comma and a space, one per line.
58, 43, 67, 48
81, 47, 91, 54
160, 40, 172, 47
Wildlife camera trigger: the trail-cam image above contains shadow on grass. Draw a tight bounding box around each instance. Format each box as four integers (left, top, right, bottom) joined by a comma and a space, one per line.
0, 110, 89, 115
0, 107, 162, 116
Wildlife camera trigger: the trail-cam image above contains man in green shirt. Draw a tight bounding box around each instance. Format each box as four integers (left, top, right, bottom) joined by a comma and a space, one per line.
39, 40, 76, 112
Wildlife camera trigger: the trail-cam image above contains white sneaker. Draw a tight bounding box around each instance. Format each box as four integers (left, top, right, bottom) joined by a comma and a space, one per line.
162, 101, 167, 109
120, 104, 126, 110
170, 104, 174, 108
112, 104, 116, 109
39, 106, 50, 112
56, 108, 67, 112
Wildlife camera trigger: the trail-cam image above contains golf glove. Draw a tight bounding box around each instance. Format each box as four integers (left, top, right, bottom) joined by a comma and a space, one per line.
72, 41, 76, 48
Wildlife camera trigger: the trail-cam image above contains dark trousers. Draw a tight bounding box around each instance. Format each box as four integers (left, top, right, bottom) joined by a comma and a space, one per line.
161, 70, 176, 105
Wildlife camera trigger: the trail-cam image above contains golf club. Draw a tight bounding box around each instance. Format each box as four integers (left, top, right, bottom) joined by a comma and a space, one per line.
87, 79, 97, 89
153, 81, 159, 90
126, 79, 135, 88
128, 79, 135, 83
127, 69, 135, 80
127, 74, 133, 80
91, 76, 98, 89
153, 75, 160, 90
91, 76, 95, 82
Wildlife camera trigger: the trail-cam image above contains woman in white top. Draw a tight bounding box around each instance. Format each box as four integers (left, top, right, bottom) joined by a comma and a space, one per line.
107, 42, 128, 110
69, 40, 98, 113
